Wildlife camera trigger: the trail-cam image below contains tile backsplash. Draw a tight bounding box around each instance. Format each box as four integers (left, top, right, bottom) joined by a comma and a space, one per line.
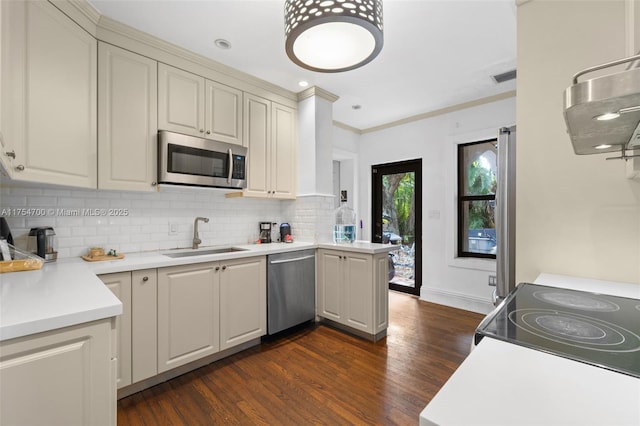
1, 185, 295, 258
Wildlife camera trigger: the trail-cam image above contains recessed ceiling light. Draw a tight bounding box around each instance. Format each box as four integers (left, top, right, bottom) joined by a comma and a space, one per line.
594, 144, 612, 150
352, 105, 362, 110
298, 80, 309, 87
594, 112, 620, 121
214, 39, 232, 50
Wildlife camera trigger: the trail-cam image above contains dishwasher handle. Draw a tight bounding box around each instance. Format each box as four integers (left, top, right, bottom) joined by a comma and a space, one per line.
269, 254, 315, 265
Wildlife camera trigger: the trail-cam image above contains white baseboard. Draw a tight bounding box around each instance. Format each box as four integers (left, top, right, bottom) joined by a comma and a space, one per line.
420, 287, 494, 314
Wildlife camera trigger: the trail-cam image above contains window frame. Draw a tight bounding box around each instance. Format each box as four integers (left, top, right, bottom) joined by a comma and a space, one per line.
457, 138, 497, 260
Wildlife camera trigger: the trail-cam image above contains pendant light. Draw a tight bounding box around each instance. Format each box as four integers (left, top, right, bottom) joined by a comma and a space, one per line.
284, 0, 384, 73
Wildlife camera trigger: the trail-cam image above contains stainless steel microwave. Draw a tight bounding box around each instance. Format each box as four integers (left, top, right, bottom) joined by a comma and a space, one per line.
158, 131, 247, 189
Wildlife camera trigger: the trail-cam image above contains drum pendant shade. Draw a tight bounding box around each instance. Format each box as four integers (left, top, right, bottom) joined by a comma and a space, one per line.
285, 0, 384, 73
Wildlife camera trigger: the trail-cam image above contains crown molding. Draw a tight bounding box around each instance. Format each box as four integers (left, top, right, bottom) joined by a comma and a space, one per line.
333, 121, 363, 135
96, 15, 297, 104
50, 0, 101, 36
360, 90, 517, 134
297, 86, 340, 103
58, 0, 297, 106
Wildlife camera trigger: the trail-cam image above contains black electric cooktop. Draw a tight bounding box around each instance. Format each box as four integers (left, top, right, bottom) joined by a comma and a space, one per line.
476, 283, 640, 378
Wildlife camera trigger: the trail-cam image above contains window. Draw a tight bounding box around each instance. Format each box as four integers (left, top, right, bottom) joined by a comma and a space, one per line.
457, 139, 497, 259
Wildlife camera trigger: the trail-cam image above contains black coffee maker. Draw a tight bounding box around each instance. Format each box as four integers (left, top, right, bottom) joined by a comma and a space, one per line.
259, 222, 272, 243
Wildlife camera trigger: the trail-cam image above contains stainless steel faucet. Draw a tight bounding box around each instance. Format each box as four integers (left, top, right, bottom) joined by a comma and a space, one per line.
192, 217, 209, 249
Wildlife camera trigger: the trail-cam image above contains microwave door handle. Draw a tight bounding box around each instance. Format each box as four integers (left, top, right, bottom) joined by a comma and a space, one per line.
227, 148, 233, 184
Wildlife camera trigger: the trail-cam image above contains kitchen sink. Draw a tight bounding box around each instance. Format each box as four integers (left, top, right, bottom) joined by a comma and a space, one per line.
163, 247, 248, 258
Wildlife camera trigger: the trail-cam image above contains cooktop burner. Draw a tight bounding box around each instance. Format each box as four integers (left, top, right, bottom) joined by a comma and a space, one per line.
476, 283, 640, 378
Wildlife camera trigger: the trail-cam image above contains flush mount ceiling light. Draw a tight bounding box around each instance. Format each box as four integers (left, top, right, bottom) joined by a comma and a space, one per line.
284, 0, 383, 73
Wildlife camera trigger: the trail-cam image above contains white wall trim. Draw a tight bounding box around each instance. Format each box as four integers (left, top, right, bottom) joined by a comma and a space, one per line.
420, 287, 493, 314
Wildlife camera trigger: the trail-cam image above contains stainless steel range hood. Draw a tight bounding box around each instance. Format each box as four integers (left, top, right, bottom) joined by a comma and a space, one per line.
563, 53, 640, 156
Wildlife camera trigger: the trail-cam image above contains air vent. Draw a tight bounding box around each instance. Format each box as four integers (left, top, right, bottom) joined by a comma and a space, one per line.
492, 69, 517, 84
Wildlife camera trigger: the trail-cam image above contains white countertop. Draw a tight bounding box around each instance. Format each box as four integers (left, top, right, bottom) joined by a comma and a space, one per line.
420, 273, 640, 426
0, 262, 122, 342
420, 338, 640, 426
0, 240, 353, 342
317, 241, 398, 254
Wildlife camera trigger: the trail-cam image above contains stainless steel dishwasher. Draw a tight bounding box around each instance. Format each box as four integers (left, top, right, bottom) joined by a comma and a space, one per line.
267, 249, 316, 335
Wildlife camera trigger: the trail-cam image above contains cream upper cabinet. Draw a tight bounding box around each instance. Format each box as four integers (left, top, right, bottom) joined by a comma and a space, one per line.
98, 42, 158, 191
1, 0, 97, 188
157, 262, 220, 373
205, 79, 243, 145
158, 63, 205, 137
317, 249, 389, 339
100, 272, 132, 389
271, 103, 297, 198
219, 256, 267, 350
158, 63, 243, 145
0, 319, 115, 426
243, 93, 296, 199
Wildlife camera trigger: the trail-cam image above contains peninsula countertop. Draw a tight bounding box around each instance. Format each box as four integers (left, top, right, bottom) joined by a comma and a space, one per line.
0, 240, 395, 342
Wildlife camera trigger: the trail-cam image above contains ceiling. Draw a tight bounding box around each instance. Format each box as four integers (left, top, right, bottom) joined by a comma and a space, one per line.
88, 0, 517, 131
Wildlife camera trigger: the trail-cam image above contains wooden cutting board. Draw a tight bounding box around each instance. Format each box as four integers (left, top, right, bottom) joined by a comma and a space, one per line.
81, 254, 125, 262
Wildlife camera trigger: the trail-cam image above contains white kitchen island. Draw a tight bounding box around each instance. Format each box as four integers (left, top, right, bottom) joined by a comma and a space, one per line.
419, 274, 640, 426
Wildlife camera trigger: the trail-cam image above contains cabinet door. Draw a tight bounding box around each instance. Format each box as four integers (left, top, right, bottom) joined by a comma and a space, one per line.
131, 269, 158, 383
317, 250, 343, 322
100, 272, 132, 389
205, 80, 243, 145
219, 257, 266, 350
157, 262, 219, 372
271, 103, 296, 199
0, 1, 9, 177
98, 42, 158, 191
0, 320, 114, 426
3, 0, 97, 187
343, 252, 373, 333
158, 63, 204, 137
243, 93, 271, 196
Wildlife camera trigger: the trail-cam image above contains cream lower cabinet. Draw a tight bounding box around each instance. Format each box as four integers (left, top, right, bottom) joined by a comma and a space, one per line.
0, 319, 115, 426
219, 256, 266, 350
100, 269, 158, 388
157, 262, 220, 373
317, 249, 389, 339
242, 94, 296, 199
98, 42, 158, 191
157, 257, 267, 371
1, 0, 97, 188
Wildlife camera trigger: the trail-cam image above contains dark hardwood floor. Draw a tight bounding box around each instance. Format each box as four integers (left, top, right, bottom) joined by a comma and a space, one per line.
117, 291, 484, 425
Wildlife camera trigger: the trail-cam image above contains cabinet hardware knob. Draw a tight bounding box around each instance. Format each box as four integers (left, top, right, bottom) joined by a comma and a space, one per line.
215, 266, 220, 271
206, 130, 211, 134
15, 165, 24, 171
199, 129, 204, 133
151, 181, 157, 186
5, 150, 15, 159
142, 276, 149, 282
222, 265, 227, 270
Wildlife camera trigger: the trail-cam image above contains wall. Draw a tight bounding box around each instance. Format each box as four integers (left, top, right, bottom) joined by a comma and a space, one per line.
0, 185, 283, 258
346, 97, 516, 313
516, 0, 640, 285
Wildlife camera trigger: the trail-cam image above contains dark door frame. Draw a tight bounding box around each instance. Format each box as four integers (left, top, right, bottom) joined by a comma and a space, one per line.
371, 159, 422, 296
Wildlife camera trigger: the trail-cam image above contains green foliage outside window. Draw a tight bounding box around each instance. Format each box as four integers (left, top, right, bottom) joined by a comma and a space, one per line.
467, 159, 496, 229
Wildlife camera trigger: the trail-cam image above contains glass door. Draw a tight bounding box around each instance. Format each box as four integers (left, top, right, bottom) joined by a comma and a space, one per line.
372, 159, 422, 296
